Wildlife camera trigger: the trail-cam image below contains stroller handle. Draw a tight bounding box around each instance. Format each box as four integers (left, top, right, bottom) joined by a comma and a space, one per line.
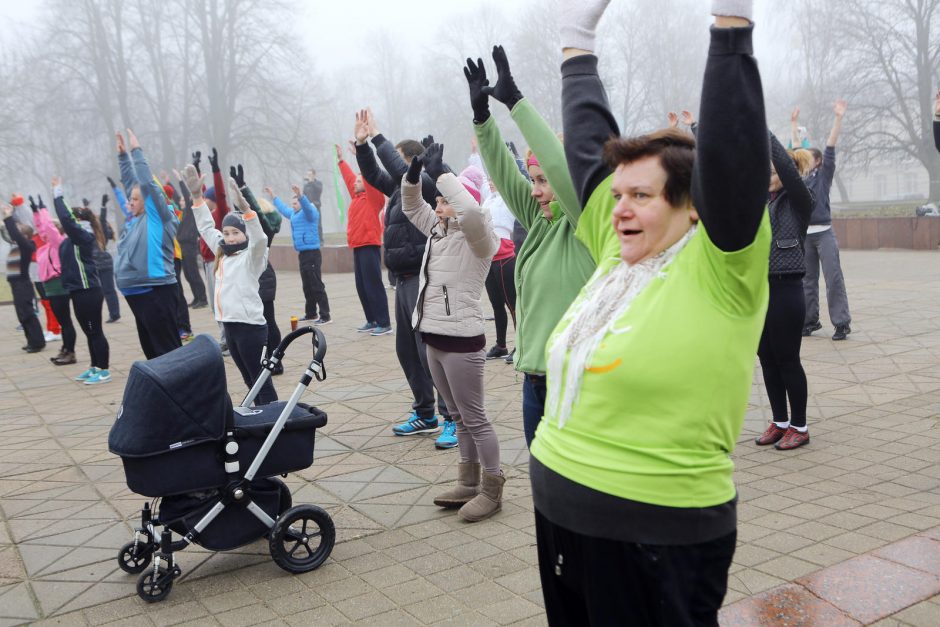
271, 325, 327, 363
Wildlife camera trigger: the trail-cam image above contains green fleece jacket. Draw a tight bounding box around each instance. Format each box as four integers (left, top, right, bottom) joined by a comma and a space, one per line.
474, 99, 601, 375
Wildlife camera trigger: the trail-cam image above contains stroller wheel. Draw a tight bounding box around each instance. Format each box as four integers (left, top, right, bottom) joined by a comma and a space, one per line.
118, 540, 154, 574
269, 504, 335, 573
136, 569, 173, 602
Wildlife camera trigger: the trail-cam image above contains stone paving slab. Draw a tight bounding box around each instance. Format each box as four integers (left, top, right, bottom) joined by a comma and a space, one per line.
1, 249, 940, 625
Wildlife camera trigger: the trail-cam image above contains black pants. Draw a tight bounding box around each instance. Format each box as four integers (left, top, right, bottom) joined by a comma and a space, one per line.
758, 276, 808, 428
70, 287, 109, 370
223, 321, 278, 405
126, 284, 182, 359
512, 220, 527, 254
173, 259, 192, 334
535, 509, 735, 627
262, 299, 282, 357
48, 293, 76, 352
484, 256, 517, 347
353, 246, 390, 327
179, 241, 207, 304
98, 261, 121, 320
395, 274, 450, 421
10, 278, 44, 349
298, 249, 330, 319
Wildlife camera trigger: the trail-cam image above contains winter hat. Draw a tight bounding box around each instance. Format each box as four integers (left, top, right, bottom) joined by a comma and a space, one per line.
221, 212, 246, 235
10, 194, 24, 207
458, 176, 481, 204
204, 186, 216, 202
460, 165, 485, 192
162, 184, 175, 201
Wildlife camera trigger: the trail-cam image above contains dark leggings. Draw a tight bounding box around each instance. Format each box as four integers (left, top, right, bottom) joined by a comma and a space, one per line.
262, 299, 282, 357
223, 321, 278, 405
48, 293, 76, 352
757, 276, 808, 428
70, 287, 109, 369
174, 259, 192, 334
484, 256, 517, 347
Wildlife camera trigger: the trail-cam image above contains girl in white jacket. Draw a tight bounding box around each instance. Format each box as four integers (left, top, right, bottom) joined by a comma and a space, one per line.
183, 164, 277, 405
401, 143, 504, 523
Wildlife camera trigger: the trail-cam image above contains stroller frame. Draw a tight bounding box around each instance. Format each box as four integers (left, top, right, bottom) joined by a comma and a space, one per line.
117, 326, 334, 602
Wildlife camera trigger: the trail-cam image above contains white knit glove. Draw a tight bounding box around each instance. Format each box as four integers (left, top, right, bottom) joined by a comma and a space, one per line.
559, 0, 611, 52
182, 164, 204, 201
228, 177, 249, 213
711, 0, 753, 22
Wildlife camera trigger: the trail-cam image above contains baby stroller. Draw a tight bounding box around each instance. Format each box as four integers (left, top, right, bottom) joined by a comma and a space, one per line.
108, 326, 334, 602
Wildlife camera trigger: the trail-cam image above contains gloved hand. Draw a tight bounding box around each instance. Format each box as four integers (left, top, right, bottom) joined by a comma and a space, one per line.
421, 135, 435, 149
423, 143, 448, 181
228, 176, 249, 213
37, 195, 45, 209
101, 194, 109, 207
463, 57, 491, 123
230, 164, 246, 188
482, 45, 523, 110
207, 148, 220, 173
559, 0, 612, 52
711, 0, 753, 22
182, 164, 204, 201
82, 197, 90, 208
28, 195, 37, 212
506, 141, 521, 159
191, 150, 202, 175
405, 155, 423, 185
106, 176, 117, 189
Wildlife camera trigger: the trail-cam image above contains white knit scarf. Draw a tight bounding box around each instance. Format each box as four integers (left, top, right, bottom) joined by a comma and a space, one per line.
546, 225, 697, 429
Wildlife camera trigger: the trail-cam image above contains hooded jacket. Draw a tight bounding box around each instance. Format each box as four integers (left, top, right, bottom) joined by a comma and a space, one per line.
340, 159, 385, 248
33, 207, 64, 283
115, 147, 178, 290
403, 173, 499, 337
53, 193, 102, 292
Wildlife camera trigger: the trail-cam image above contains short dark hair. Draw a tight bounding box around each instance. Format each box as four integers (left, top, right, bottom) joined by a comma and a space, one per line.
395, 140, 425, 160
603, 129, 695, 208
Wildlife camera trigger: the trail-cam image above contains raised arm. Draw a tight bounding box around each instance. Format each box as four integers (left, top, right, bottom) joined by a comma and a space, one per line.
827, 100, 846, 148
338, 158, 358, 196
934, 90, 940, 153
691, 7, 770, 252
770, 133, 813, 222
790, 107, 801, 149
208, 148, 230, 220
298, 192, 318, 223
126, 130, 173, 224
2, 211, 33, 254
52, 181, 94, 247
400, 161, 438, 238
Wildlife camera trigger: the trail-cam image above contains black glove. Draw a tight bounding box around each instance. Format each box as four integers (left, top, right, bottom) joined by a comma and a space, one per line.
423, 143, 448, 180
28, 195, 37, 212
191, 150, 202, 175
207, 148, 219, 173
230, 164, 246, 188
483, 45, 523, 110
463, 57, 491, 123
106, 176, 117, 189
101, 194, 109, 207
421, 135, 435, 149
405, 155, 423, 185
82, 197, 90, 208
37, 194, 45, 209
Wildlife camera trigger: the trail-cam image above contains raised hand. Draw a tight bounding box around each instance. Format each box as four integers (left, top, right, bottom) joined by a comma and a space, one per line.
667, 112, 679, 128
365, 107, 379, 137
191, 150, 202, 175
106, 175, 117, 189
463, 57, 491, 122
228, 176, 249, 213
207, 148, 220, 173
791, 106, 800, 124
28, 195, 37, 212
935, 89, 940, 117
115, 132, 126, 154
51, 176, 61, 189
291, 184, 302, 198
405, 154, 423, 185
482, 45, 523, 110
347, 140, 357, 156
263, 186, 275, 199
354, 109, 369, 143
421, 135, 435, 149
833, 99, 848, 118
126, 128, 140, 150
681, 110, 696, 126
470, 136, 478, 153
1, 203, 12, 218
182, 164, 204, 201
559, 0, 612, 52
423, 143, 447, 180
101, 193, 109, 207
37, 195, 45, 209
506, 141, 520, 159
335, 143, 343, 161
230, 164, 246, 188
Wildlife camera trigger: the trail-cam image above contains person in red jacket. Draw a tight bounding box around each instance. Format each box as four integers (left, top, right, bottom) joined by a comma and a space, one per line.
337, 143, 391, 336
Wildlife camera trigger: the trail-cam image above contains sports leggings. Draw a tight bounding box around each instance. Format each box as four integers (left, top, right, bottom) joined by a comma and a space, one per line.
70, 287, 109, 370
48, 293, 76, 353
757, 276, 808, 428
484, 256, 517, 348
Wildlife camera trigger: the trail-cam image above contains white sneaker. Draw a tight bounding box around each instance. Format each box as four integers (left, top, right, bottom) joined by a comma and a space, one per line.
44, 331, 61, 342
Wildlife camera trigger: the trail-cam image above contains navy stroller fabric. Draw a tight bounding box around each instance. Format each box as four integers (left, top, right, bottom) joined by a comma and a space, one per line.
109, 335, 231, 458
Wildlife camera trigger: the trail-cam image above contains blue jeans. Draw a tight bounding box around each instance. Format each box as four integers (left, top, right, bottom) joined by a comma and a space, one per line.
522, 374, 547, 448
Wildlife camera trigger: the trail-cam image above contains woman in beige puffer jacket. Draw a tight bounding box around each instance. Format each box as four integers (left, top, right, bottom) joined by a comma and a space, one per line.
401, 143, 503, 522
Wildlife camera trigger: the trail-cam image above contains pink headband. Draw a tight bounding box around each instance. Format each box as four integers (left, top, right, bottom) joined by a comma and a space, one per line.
526, 155, 540, 169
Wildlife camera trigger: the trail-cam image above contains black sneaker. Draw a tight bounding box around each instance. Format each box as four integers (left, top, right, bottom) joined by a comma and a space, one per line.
25, 344, 45, 353
802, 321, 822, 337
486, 345, 509, 360
106, 315, 121, 323
300, 314, 319, 322
832, 324, 851, 341
313, 317, 332, 326
190, 300, 208, 309
504, 348, 515, 364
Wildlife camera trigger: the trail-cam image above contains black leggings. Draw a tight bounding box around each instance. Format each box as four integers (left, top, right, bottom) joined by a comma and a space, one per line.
48, 293, 76, 352
757, 276, 808, 428
262, 299, 282, 357
484, 256, 517, 347
70, 287, 109, 369
223, 321, 278, 405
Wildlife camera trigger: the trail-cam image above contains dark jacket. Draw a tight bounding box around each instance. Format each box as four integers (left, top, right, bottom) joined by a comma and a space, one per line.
243, 185, 278, 302
3, 216, 34, 281
54, 195, 101, 292
768, 135, 814, 276
934, 119, 940, 153
355, 134, 438, 277
806, 146, 836, 226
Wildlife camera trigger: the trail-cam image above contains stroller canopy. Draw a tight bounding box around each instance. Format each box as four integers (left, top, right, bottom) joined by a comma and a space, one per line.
109, 335, 231, 458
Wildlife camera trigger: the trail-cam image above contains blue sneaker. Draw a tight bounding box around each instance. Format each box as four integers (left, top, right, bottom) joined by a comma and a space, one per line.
370, 325, 393, 336
357, 322, 377, 333
74, 367, 97, 382
84, 369, 112, 385
392, 412, 440, 436
435, 420, 458, 449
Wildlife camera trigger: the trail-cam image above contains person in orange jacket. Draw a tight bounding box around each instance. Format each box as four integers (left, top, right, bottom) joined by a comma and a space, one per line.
336, 143, 391, 335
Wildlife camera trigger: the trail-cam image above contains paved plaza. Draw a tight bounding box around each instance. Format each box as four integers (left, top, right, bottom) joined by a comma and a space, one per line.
2, 249, 940, 626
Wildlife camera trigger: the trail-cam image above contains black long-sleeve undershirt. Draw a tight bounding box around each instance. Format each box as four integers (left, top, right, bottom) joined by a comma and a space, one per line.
934, 119, 940, 153
769, 133, 813, 223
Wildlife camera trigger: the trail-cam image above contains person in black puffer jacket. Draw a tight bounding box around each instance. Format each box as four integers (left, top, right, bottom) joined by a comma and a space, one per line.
754, 134, 815, 451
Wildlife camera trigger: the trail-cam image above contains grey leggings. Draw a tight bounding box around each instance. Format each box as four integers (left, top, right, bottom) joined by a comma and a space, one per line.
426, 346, 500, 474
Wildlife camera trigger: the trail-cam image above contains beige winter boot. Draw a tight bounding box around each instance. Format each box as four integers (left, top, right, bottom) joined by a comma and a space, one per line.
458, 470, 505, 522
433, 462, 481, 508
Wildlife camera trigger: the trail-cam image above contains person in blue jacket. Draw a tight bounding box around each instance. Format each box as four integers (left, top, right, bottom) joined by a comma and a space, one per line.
265, 184, 331, 324
51, 177, 112, 384
113, 129, 181, 359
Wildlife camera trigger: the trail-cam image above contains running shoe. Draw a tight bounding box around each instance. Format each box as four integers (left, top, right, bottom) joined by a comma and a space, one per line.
392, 412, 440, 436
44, 331, 61, 342
313, 317, 333, 326
775, 427, 810, 450
435, 420, 458, 449
370, 325, 393, 336
74, 367, 97, 382
357, 322, 377, 333
485, 345, 508, 360
84, 369, 112, 385
755, 423, 787, 446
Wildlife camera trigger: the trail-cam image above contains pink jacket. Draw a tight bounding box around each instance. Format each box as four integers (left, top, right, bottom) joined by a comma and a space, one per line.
34, 208, 64, 282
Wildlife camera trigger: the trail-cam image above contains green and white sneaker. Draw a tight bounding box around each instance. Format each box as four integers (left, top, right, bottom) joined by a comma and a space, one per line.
84, 369, 112, 385
74, 367, 97, 382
